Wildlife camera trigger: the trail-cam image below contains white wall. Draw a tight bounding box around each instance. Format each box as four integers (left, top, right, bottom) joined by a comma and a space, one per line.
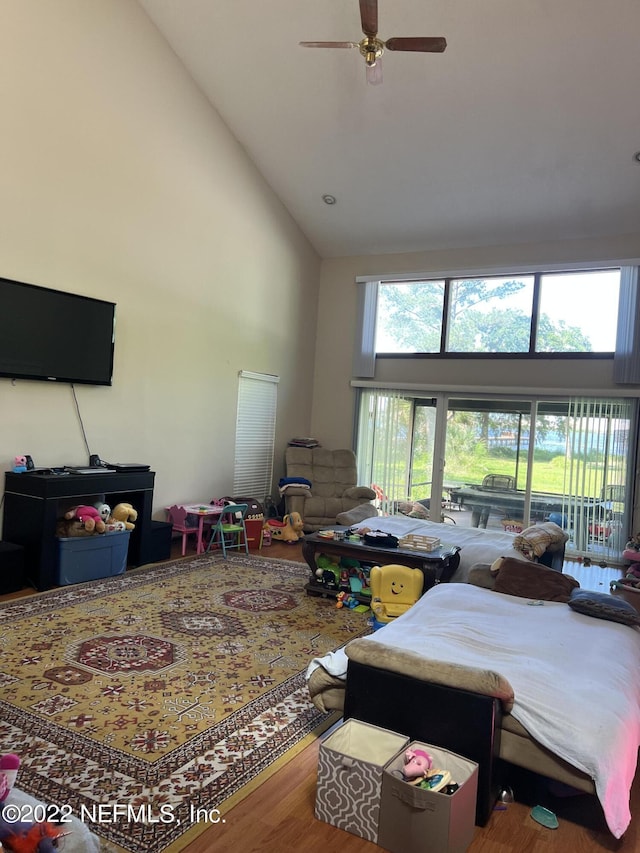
0, 0, 320, 519
312, 233, 640, 449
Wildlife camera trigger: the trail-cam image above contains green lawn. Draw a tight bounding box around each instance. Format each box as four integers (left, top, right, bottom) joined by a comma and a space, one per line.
411, 452, 608, 500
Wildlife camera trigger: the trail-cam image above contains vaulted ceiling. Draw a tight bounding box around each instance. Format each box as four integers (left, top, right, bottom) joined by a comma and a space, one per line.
138, 0, 640, 258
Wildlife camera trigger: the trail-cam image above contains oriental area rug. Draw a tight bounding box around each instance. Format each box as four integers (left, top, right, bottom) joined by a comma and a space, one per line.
0, 553, 370, 852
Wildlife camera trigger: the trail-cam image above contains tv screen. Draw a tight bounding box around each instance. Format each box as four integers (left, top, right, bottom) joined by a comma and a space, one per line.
0, 277, 115, 386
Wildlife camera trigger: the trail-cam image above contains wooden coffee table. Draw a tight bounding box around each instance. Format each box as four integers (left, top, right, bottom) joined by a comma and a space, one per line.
302, 528, 460, 602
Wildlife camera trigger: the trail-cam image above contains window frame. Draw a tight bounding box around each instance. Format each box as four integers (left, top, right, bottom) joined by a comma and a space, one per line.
374, 267, 620, 360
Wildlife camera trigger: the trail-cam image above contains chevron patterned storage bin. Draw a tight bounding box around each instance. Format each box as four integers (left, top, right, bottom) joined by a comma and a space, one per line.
315, 719, 409, 843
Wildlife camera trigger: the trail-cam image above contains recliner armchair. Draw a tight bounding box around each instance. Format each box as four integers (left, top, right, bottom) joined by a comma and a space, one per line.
283, 447, 377, 532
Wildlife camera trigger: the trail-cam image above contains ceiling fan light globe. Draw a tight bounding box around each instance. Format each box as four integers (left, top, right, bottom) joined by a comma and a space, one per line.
366, 60, 383, 85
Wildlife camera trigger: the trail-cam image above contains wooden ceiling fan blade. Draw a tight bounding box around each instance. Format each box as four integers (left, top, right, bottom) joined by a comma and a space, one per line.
385, 36, 447, 53
299, 41, 359, 49
359, 0, 378, 37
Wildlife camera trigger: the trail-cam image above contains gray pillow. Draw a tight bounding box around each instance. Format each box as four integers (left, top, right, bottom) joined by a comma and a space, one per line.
336, 503, 378, 525
568, 589, 640, 627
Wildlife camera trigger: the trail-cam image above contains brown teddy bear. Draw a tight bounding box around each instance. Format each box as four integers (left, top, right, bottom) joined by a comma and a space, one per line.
56, 517, 94, 538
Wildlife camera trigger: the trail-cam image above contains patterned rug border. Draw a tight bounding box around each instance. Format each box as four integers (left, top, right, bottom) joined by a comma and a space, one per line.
0, 552, 361, 852
161, 710, 342, 853
0, 552, 311, 623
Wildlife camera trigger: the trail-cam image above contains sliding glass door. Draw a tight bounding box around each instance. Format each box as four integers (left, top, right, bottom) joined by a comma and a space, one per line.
356, 389, 636, 563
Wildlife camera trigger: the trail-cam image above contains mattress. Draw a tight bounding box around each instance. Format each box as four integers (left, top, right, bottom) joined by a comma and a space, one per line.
307, 583, 640, 838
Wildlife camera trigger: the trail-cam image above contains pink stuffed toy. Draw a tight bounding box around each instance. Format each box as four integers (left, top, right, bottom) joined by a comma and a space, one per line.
402, 748, 433, 782
64, 505, 106, 534
0, 753, 20, 803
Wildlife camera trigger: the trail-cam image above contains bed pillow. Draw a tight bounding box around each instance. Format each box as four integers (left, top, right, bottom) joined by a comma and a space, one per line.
568, 589, 640, 627
493, 557, 579, 602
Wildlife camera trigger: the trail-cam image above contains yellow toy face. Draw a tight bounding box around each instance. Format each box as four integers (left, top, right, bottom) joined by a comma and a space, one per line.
383, 573, 417, 604
370, 564, 423, 607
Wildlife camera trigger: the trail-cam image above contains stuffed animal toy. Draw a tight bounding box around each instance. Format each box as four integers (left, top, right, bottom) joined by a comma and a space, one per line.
93, 502, 126, 532
110, 502, 137, 530
13, 455, 28, 473
94, 502, 111, 523
625, 533, 640, 551
402, 748, 433, 782
55, 517, 94, 538
266, 512, 304, 543
0, 753, 20, 803
64, 505, 106, 534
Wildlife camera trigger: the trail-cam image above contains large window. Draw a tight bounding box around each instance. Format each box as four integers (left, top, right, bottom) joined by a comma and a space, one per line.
356, 388, 636, 564
375, 269, 620, 356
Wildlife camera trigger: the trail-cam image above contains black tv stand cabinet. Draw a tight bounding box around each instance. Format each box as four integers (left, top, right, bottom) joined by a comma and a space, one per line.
3, 470, 156, 591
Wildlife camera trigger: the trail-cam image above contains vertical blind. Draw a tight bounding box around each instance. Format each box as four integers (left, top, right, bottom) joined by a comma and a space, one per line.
233, 371, 279, 501
561, 397, 632, 560
356, 388, 413, 514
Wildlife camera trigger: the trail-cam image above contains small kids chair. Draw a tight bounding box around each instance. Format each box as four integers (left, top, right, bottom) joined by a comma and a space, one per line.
370, 563, 424, 623
167, 505, 199, 556
206, 503, 249, 558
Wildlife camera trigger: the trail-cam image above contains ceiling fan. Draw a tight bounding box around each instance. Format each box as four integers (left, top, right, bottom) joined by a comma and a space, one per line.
300, 0, 446, 85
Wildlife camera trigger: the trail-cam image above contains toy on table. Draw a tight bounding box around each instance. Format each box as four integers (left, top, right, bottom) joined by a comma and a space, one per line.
370, 563, 424, 623
13, 456, 28, 473
265, 512, 304, 543
64, 505, 106, 534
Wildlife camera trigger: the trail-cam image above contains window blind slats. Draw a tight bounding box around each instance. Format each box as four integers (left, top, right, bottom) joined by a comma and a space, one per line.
233, 373, 278, 500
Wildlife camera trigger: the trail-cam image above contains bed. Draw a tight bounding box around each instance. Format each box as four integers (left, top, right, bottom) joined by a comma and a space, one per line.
307, 581, 640, 837
352, 515, 567, 582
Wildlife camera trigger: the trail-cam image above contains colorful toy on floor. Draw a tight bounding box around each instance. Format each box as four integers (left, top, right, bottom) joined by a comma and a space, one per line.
336, 591, 358, 609
265, 511, 304, 543
370, 563, 424, 623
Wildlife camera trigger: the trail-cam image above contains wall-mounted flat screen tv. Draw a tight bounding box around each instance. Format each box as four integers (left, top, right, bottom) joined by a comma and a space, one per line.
0, 277, 116, 386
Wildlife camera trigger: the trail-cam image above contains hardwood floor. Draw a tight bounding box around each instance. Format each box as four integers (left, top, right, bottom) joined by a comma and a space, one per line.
2, 538, 636, 851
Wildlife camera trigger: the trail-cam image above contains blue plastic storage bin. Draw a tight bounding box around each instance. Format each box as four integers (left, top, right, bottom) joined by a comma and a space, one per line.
56, 531, 131, 585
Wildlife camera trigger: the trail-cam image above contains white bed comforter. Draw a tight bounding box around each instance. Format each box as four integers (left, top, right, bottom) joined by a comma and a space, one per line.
310, 584, 640, 838
362, 516, 530, 582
